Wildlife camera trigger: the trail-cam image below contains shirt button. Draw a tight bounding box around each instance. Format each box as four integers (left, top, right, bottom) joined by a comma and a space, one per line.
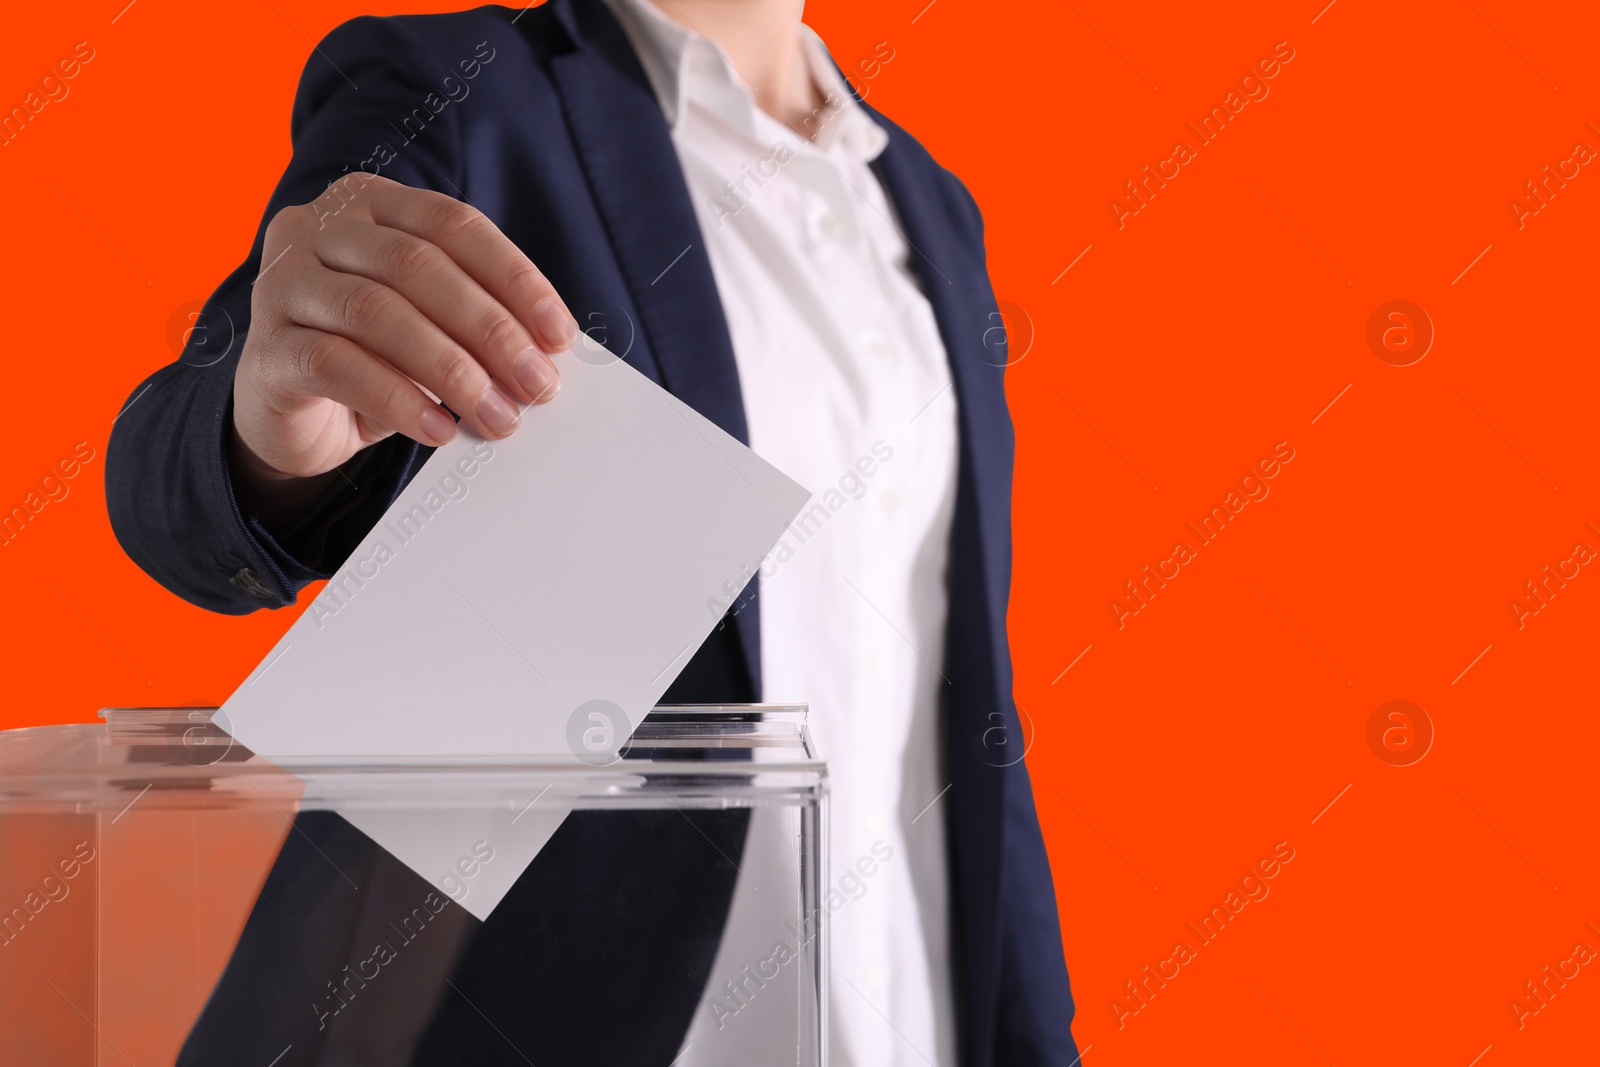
880, 491, 902, 515
230, 566, 277, 602
817, 212, 847, 241
866, 336, 892, 360
862, 812, 884, 834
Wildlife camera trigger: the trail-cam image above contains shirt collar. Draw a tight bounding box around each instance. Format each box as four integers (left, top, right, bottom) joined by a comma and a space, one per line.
597, 0, 889, 161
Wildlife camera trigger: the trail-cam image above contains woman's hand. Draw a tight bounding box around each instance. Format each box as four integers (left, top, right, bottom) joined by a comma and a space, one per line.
230, 175, 576, 520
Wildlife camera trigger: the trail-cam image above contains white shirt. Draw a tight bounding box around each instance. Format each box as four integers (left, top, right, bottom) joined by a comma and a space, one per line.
597, 2, 961, 1065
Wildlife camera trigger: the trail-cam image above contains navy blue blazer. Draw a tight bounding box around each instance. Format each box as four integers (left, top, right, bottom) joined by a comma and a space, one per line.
105, 3, 1078, 1063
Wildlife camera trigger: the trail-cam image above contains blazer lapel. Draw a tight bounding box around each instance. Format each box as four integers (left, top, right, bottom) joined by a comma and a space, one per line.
544, 0, 764, 697
542, 16, 1013, 1055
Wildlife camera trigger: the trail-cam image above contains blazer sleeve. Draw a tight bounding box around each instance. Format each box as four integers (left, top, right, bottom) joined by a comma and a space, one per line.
105, 15, 470, 614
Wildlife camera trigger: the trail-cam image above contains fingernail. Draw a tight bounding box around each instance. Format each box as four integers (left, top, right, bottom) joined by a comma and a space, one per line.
419, 406, 457, 445
477, 383, 521, 436
533, 298, 578, 352
512, 346, 560, 404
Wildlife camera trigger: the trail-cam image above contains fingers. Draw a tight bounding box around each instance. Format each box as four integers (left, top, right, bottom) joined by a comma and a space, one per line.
273, 325, 459, 448
275, 263, 523, 440
246, 178, 575, 465
314, 220, 560, 406
358, 181, 579, 355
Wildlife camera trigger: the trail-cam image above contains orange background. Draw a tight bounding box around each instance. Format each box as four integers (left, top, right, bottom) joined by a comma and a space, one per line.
3, 0, 1597, 1063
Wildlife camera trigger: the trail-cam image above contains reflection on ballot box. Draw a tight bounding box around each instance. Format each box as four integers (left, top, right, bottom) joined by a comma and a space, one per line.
0, 705, 827, 1066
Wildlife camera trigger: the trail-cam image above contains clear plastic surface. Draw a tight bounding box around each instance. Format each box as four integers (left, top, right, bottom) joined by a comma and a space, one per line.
0, 705, 827, 1066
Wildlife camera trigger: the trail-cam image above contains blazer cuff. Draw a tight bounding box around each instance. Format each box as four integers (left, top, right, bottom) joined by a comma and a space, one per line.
221, 404, 426, 605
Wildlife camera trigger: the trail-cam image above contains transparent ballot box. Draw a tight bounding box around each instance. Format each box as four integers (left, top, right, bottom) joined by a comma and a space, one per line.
0, 705, 827, 1066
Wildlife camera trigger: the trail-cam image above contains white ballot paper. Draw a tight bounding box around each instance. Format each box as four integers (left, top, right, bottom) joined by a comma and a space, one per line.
221, 349, 810, 918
